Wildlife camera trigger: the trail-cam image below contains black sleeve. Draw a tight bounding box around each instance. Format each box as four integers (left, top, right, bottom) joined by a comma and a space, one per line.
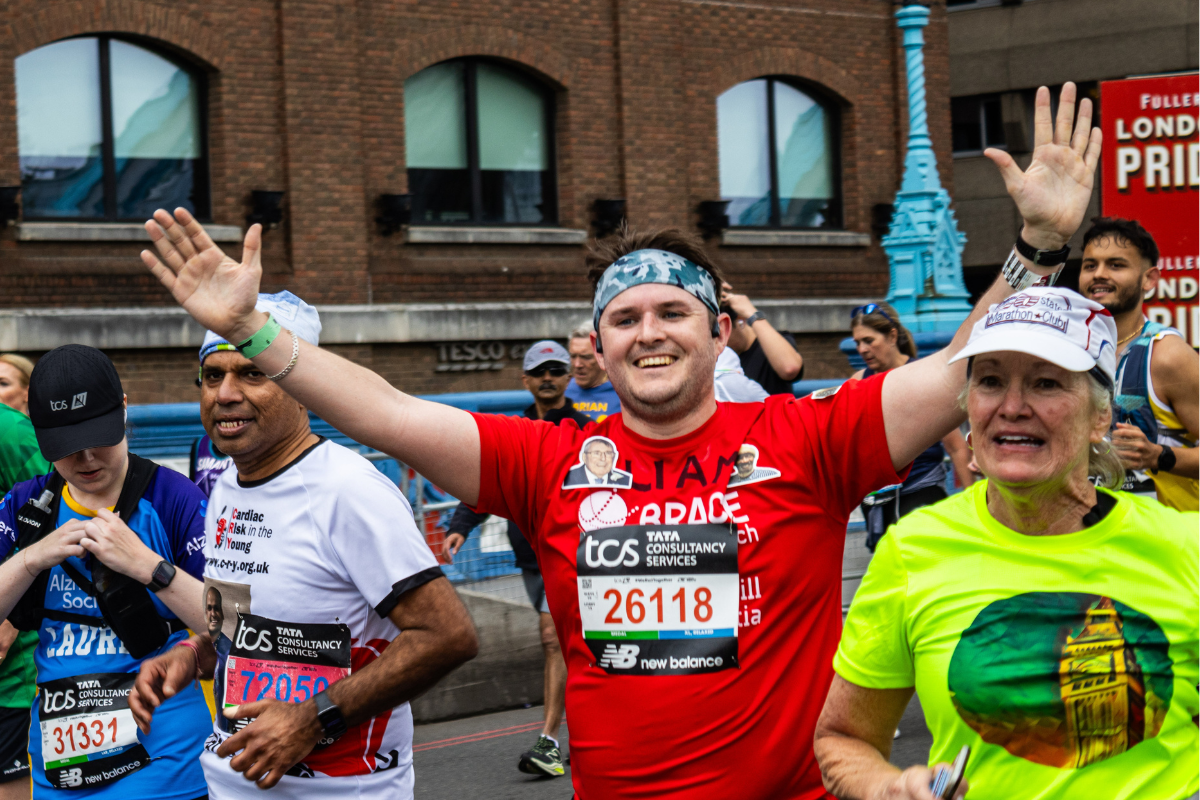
447, 503, 489, 537
374, 566, 445, 618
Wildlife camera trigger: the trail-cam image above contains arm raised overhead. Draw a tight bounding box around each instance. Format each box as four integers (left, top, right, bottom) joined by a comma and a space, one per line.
881, 82, 1103, 471
140, 210, 482, 505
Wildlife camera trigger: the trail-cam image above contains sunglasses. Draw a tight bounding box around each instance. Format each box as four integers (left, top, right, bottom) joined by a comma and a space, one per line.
525, 366, 569, 378
850, 303, 893, 324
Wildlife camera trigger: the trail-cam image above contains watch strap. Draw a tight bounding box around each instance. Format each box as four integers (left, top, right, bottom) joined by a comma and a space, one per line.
743, 311, 767, 326
1002, 248, 1062, 292
1156, 444, 1177, 474
313, 690, 348, 741
1015, 233, 1071, 267
148, 560, 176, 593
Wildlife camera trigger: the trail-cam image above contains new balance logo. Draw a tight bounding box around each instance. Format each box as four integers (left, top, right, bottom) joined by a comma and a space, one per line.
60, 768, 83, 788
71, 392, 87, 410
597, 643, 639, 669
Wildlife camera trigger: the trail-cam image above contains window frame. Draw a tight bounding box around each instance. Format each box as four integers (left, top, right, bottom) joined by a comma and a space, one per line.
721, 75, 843, 230
17, 34, 211, 223
405, 57, 559, 227
950, 93, 1007, 157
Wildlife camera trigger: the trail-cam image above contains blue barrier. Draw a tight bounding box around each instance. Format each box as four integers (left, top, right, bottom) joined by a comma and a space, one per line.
126, 390, 534, 461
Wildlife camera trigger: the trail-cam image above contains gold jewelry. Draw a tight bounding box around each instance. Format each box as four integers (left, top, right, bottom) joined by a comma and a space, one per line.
1116, 328, 1140, 348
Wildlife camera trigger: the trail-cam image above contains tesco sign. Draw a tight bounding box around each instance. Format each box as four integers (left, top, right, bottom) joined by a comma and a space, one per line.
1101, 72, 1199, 345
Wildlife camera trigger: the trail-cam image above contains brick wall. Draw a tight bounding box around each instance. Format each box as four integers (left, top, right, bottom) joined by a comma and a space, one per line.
0, 0, 951, 398
0, 0, 952, 302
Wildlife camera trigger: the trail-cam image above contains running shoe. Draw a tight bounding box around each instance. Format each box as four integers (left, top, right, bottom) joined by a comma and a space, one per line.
518, 735, 565, 777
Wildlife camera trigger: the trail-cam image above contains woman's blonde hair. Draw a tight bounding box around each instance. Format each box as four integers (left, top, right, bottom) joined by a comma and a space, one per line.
959, 359, 1125, 489
851, 301, 917, 359
0, 354, 34, 386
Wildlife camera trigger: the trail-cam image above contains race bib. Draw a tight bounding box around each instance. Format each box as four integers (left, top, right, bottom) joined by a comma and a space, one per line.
578, 523, 738, 675
38, 672, 148, 790
222, 614, 351, 735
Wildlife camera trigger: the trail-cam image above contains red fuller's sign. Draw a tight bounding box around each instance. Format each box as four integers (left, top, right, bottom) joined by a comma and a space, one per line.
1101, 72, 1199, 345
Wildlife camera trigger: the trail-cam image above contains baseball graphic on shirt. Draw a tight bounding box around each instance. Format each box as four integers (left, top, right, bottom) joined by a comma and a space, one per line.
578, 490, 628, 531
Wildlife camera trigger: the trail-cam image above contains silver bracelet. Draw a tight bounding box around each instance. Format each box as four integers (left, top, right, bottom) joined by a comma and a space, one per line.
1001, 247, 1061, 291
268, 330, 299, 381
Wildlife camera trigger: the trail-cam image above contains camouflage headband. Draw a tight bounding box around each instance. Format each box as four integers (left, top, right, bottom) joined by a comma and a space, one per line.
593, 249, 719, 329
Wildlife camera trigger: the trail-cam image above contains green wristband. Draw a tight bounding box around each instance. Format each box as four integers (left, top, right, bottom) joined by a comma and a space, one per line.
236, 313, 282, 359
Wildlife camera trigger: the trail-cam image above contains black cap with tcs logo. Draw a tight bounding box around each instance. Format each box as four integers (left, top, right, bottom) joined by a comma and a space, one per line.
28, 345, 126, 462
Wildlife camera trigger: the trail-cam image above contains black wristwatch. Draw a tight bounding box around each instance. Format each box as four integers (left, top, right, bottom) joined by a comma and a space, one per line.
743, 311, 767, 327
313, 690, 347, 743
1155, 444, 1177, 474
1015, 232, 1071, 267
147, 560, 176, 593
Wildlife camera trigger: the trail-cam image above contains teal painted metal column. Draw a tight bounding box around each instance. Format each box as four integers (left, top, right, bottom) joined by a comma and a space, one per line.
883, 4, 972, 333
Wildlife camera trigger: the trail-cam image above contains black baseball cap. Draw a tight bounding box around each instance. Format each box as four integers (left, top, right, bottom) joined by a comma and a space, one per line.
28, 345, 126, 462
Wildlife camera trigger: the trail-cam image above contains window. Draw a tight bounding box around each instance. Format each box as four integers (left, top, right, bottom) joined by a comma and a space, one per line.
951, 94, 1006, 155
16, 36, 207, 221
405, 59, 556, 225
717, 77, 840, 229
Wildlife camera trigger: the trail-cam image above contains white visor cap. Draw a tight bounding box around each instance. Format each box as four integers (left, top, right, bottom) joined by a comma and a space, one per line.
948, 287, 1118, 386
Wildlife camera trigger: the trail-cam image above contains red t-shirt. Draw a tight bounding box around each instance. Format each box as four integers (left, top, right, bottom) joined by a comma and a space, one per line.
473, 376, 903, 800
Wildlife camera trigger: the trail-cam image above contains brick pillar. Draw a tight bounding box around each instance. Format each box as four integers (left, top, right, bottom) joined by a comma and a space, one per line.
614, 0, 691, 231
277, 0, 370, 303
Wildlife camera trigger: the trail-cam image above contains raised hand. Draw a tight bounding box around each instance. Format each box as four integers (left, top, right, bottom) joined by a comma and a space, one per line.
985, 82, 1102, 250
141, 208, 267, 342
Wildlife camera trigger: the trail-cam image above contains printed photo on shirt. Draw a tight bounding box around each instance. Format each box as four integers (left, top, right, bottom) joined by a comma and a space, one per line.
727, 443, 781, 487
204, 577, 252, 643
562, 435, 634, 490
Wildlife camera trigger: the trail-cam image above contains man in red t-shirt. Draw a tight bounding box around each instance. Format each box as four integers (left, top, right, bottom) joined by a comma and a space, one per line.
137, 85, 1099, 799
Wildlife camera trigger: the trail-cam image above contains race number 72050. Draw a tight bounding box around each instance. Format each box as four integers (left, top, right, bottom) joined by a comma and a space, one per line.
224, 656, 348, 708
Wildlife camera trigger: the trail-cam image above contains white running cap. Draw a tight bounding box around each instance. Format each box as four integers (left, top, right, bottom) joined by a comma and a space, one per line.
948, 287, 1118, 387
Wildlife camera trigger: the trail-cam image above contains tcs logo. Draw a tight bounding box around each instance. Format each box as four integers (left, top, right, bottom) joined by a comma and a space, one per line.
583, 536, 639, 568
234, 622, 273, 653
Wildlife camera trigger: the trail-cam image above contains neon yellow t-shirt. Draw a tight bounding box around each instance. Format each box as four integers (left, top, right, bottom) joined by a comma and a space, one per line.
834, 481, 1199, 800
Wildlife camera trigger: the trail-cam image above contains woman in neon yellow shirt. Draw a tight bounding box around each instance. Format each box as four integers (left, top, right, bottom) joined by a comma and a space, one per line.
815, 287, 1198, 800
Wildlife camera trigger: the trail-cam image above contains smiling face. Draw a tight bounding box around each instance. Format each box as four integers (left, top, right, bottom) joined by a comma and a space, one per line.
852, 324, 901, 373
967, 352, 1110, 489
205, 587, 224, 639
594, 283, 728, 426
200, 350, 311, 464
0, 362, 29, 415
583, 440, 616, 478
735, 449, 756, 478
1079, 236, 1157, 316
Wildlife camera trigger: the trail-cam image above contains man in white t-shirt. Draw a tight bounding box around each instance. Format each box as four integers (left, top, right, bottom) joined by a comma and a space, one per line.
128, 294, 478, 797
